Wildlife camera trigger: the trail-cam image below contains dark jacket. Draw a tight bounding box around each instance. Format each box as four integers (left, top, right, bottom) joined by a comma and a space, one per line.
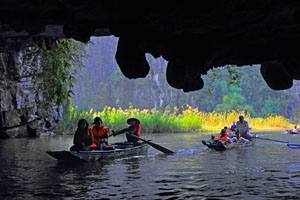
119, 125, 140, 136
73, 127, 93, 148
118, 124, 141, 143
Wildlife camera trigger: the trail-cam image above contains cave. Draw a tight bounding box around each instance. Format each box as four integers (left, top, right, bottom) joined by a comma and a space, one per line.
1, 1, 300, 136
1, 1, 300, 91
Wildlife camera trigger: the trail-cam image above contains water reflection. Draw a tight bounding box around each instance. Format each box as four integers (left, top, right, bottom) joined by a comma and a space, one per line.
1, 132, 300, 199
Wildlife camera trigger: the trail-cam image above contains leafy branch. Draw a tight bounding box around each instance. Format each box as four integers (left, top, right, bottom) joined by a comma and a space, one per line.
22, 39, 87, 109
225, 65, 241, 87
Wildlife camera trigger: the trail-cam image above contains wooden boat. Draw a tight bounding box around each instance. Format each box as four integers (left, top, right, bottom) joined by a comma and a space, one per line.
47, 141, 149, 162
287, 130, 298, 134
202, 137, 256, 151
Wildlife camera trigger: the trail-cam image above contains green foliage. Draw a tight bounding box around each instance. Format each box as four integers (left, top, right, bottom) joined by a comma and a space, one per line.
72, 39, 292, 118
261, 99, 282, 117
292, 106, 300, 123
225, 65, 241, 87
202, 65, 291, 117
81, 64, 291, 117
56, 105, 293, 135
25, 39, 87, 108
215, 87, 254, 115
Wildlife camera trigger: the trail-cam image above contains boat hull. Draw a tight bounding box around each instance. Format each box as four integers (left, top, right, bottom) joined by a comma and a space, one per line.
203, 137, 256, 151
287, 130, 298, 134
47, 141, 149, 162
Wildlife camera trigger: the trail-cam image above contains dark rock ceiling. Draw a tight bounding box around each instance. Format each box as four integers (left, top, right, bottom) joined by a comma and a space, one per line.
1, 1, 300, 92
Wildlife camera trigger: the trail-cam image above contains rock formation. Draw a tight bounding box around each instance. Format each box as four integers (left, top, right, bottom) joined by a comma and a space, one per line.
0, 43, 60, 138
1, 1, 300, 91
1, 1, 300, 136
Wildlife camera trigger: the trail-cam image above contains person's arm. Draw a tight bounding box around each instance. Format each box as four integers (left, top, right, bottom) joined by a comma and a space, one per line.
112, 128, 128, 136
236, 123, 241, 134
118, 128, 128, 134
127, 126, 138, 136
86, 129, 94, 146
245, 121, 249, 134
73, 130, 81, 146
104, 128, 110, 138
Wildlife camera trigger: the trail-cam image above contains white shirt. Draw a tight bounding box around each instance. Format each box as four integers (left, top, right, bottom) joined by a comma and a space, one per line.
236, 120, 249, 136
293, 128, 298, 132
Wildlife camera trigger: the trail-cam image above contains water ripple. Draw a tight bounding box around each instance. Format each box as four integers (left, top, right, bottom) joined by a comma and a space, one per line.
1, 132, 300, 199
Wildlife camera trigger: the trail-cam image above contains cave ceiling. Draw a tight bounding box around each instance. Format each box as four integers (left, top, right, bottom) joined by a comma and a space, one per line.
1, 1, 300, 92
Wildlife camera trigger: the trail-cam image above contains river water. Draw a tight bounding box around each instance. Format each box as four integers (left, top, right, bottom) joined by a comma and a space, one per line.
1, 131, 300, 200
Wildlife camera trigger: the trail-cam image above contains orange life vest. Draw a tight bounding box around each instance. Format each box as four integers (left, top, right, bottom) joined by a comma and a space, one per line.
137, 124, 141, 137
92, 126, 110, 145
86, 127, 97, 148
218, 134, 229, 142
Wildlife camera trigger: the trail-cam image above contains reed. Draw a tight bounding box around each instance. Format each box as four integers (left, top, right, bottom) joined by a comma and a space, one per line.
56, 105, 293, 134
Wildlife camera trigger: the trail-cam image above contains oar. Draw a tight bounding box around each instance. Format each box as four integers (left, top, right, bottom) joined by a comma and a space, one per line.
255, 136, 300, 149
287, 143, 300, 148
129, 134, 175, 154
112, 130, 175, 154
255, 136, 289, 143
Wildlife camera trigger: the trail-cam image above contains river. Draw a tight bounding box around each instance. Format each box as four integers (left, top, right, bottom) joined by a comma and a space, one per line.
1, 131, 300, 199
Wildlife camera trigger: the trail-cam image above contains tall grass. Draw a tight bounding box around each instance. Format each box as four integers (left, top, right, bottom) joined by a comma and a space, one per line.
56, 105, 293, 134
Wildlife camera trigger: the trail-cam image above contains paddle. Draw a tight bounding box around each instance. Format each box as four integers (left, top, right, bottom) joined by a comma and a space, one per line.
112, 130, 175, 154
129, 134, 175, 154
287, 143, 300, 148
254, 136, 300, 149
255, 136, 290, 143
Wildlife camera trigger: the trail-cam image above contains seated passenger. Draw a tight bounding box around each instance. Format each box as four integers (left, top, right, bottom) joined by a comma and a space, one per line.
293, 126, 298, 133
91, 117, 110, 150
70, 119, 93, 151
113, 118, 141, 144
226, 126, 233, 136
210, 135, 218, 144
220, 126, 228, 136
218, 129, 232, 144
231, 121, 237, 133
231, 132, 250, 144
202, 135, 218, 147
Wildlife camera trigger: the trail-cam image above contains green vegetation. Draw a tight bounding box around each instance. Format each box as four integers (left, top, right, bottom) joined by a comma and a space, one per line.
56, 105, 293, 134
23, 39, 87, 109
74, 51, 292, 118
49, 37, 296, 134
38, 39, 87, 107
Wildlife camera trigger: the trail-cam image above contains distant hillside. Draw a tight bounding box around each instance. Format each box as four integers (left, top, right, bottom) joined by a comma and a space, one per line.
72, 37, 300, 119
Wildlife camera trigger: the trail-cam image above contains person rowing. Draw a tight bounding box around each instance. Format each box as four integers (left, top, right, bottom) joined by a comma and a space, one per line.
236, 115, 253, 141
113, 118, 141, 144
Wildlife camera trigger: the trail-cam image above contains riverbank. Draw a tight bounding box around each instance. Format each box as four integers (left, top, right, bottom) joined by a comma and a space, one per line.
55, 106, 293, 134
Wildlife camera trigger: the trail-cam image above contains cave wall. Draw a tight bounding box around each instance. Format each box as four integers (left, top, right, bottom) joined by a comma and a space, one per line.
0, 46, 59, 138
2, 1, 300, 136
2, 1, 300, 93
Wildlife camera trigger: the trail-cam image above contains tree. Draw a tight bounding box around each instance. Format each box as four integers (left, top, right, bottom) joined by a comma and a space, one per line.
215, 87, 255, 115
